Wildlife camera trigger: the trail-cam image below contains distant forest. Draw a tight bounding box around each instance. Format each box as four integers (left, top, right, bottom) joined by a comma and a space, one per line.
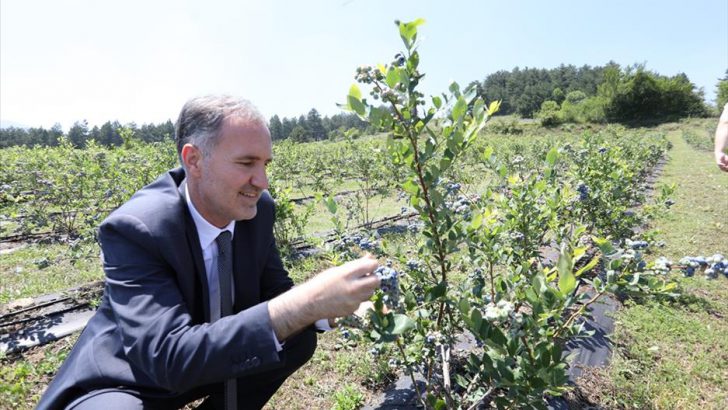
2, 64, 724, 148
473, 62, 715, 122
0, 110, 368, 148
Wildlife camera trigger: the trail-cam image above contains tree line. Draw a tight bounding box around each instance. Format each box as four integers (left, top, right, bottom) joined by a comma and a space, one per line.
0, 120, 176, 149
475, 62, 715, 123
2, 64, 721, 148
0, 110, 369, 148
474, 63, 612, 118
268, 109, 368, 142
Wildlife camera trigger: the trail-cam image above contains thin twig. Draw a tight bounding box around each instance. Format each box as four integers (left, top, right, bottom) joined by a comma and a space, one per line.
396, 338, 425, 407
466, 387, 494, 410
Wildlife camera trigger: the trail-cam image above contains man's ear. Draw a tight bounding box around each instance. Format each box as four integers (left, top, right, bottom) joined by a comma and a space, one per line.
181, 143, 203, 177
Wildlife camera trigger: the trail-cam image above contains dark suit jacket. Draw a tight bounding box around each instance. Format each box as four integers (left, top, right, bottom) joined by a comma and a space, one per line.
38, 168, 295, 409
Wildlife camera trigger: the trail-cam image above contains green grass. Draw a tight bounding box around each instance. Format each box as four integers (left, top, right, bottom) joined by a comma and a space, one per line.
0, 335, 78, 410
0, 242, 103, 304
265, 331, 394, 410
648, 127, 726, 259
583, 128, 728, 409
300, 191, 408, 236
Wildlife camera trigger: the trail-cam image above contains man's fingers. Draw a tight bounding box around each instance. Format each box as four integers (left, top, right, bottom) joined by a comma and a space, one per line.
341, 256, 378, 278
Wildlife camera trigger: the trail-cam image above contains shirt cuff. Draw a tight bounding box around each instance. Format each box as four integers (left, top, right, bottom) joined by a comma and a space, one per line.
272, 330, 284, 352
314, 318, 332, 331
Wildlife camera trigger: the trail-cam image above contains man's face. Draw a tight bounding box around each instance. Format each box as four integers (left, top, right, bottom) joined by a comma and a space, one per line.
186, 116, 272, 227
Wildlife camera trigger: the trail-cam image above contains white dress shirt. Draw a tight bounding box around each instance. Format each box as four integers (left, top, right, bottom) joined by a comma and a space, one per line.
184, 184, 329, 349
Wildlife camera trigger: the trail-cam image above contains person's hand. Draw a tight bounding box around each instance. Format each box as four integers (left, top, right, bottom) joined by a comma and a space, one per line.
716, 151, 728, 172
269, 255, 379, 340
307, 255, 380, 319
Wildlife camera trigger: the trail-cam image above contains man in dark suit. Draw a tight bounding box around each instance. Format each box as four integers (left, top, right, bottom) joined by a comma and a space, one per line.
38, 96, 380, 409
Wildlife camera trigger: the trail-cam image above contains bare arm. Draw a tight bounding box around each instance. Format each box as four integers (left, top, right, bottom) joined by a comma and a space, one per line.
715, 103, 728, 172
268, 255, 380, 341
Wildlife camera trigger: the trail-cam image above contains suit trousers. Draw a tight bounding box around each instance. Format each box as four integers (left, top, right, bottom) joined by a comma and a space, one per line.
65, 328, 317, 410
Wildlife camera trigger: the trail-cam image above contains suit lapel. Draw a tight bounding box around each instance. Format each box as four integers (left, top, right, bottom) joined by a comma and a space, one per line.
178, 180, 212, 322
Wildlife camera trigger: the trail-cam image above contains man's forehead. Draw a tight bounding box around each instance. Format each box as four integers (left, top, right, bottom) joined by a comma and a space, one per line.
218, 117, 272, 159
223, 114, 269, 132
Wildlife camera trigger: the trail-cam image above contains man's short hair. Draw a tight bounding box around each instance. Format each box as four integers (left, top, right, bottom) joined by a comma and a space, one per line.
174, 95, 267, 165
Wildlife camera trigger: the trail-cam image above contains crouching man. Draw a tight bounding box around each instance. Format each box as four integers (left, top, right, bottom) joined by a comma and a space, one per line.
38, 95, 380, 410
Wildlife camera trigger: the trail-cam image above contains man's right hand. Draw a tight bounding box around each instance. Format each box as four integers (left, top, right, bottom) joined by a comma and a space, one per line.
268, 255, 380, 341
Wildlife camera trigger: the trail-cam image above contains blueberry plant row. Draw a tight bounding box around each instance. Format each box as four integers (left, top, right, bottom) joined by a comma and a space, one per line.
324, 19, 688, 409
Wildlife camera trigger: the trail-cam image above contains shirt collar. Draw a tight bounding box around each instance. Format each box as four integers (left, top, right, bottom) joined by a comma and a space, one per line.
184, 182, 235, 250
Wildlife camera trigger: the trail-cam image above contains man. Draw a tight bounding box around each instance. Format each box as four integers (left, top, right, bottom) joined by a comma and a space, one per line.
38, 96, 380, 409
715, 102, 728, 172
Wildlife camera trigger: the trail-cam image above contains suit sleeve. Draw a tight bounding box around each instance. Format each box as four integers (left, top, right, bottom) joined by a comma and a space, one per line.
99, 213, 283, 393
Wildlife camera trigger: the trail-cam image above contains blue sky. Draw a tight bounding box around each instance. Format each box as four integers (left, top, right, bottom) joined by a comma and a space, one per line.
1, 0, 726, 130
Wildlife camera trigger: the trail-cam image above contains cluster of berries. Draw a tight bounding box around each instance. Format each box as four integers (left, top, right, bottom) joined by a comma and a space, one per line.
511, 155, 525, 165
617, 239, 726, 280
406, 222, 423, 233
625, 239, 649, 250
423, 331, 440, 346
335, 234, 380, 252
678, 254, 728, 278
445, 194, 471, 216
375, 266, 400, 309
576, 183, 590, 201
484, 300, 515, 322
354, 65, 383, 84
445, 182, 461, 195
406, 258, 422, 271
392, 53, 406, 67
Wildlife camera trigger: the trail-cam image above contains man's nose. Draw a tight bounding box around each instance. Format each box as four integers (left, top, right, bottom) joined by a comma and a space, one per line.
252, 167, 269, 190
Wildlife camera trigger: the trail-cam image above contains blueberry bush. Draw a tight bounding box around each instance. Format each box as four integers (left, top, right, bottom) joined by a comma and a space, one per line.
340, 19, 682, 409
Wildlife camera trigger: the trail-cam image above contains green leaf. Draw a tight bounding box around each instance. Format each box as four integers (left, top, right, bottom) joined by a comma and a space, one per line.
402, 179, 419, 195
452, 96, 467, 121
391, 314, 415, 335
592, 236, 615, 255
487, 100, 501, 115
347, 84, 366, 116
348, 84, 362, 100
575, 255, 600, 277
482, 146, 494, 161
425, 281, 447, 302
472, 98, 485, 122
469, 212, 483, 230
432, 95, 442, 109
458, 298, 471, 315
557, 244, 576, 296
386, 67, 400, 88
368, 106, 385, 128
470, 308, 482, 331
323, 196, 337, 214
348, 96, 366, 116
546, 147, 559, 166
399, 18, 425, 45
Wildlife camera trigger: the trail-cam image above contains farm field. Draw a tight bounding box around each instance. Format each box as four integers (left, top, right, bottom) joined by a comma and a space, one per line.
1, 118, 727, 409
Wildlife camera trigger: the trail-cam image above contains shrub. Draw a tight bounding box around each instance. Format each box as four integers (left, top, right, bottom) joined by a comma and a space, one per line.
537, 100, 562, 126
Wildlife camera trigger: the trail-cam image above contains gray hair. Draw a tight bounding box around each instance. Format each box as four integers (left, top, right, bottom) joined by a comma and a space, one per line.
174, 95, 267, 166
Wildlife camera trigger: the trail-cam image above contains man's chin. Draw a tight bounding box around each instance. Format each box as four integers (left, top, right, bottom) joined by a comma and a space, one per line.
236, 207, 258, 221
